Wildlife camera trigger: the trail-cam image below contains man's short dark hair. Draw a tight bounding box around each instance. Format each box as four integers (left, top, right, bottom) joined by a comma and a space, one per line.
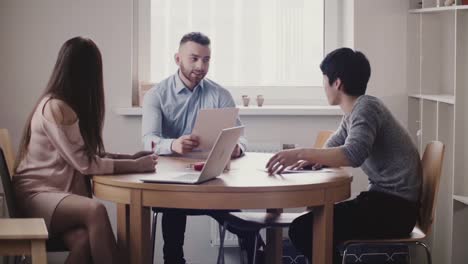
320, 47, 371, 96
180, 32, 210, 46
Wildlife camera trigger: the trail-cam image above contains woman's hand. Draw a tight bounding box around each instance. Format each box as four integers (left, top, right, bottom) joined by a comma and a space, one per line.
265, 149, 302, 175
131, 150, 154, 159
135, 154, 158, 172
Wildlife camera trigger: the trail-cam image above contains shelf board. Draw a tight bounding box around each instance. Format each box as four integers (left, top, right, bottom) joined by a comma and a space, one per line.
453, 195, 468, 205
408, 94, 454, 104
409, 5, 468, 13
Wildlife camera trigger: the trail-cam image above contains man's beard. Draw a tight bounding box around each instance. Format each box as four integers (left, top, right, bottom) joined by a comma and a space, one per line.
180, 62, 206, 85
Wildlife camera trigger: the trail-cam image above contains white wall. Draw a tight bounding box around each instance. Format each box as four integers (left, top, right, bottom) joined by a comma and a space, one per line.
354, 0, 409, 125
0, 0, 409, 263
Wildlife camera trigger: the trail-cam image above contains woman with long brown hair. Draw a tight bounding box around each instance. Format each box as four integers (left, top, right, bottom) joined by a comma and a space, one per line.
12, 37, 157, 264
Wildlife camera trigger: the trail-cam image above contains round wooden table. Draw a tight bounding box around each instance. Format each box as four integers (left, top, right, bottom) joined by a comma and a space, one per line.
93, 153, 352, 264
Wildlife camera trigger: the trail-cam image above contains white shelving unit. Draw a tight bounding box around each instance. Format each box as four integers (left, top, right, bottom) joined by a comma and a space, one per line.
453, 195, 468, 205
408, 93, 454, 104
409, 5, 468, 13
407, 0, 468, 263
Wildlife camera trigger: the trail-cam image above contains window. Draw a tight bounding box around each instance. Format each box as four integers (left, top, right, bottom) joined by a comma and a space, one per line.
150, 0, 323, 87
135, 0, 346, 105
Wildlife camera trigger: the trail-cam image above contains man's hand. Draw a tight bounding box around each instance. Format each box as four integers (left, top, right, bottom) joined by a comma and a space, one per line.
289, 160, 325, 171
265, 148, 302, 175
231, 144, 242, 159
171, 135, 200, 155
288, 160, 312, 171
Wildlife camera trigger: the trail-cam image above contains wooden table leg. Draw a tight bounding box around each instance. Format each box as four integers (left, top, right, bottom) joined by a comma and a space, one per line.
312, 203, 334, 264
30, 240, 47, 264
130, 190, 151, 264
117, 203, 130, 263
265, 208, 283, 264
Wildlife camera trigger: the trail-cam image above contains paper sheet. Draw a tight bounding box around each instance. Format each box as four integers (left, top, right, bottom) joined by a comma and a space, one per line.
191, 108, 239, 151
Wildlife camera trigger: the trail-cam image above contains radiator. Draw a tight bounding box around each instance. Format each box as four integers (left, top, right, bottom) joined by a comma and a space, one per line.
210, 219, 239, 247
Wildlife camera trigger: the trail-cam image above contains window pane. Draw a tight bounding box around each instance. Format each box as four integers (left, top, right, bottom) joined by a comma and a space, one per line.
150, 0, 323, 86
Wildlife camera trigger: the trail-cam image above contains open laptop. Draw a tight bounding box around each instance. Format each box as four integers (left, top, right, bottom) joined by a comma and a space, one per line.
140, 126, 244, 184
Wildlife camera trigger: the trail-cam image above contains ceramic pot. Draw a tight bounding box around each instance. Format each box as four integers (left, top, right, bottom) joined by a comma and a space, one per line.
256, 95, 264, 107
242, 95, 250, 107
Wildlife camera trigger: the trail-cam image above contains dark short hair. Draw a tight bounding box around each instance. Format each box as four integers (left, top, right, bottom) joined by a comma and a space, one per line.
179, 32, 211, 46
320, 48, 371, 96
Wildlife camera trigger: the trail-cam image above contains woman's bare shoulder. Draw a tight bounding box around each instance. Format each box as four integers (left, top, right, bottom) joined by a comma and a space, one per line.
42, 98, 78, 125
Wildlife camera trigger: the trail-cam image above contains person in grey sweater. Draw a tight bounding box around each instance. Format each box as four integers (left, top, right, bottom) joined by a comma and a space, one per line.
265, 47, 422, 263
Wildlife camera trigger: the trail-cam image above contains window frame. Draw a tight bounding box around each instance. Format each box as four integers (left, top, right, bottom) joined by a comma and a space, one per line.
132, 0, 348, 107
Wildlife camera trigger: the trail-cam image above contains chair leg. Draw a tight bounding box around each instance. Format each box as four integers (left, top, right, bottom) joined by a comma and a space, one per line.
408, 248, 412, 264
151, 212, 158, 264
341, 242, 429, 264
341, 245, 349, 264
238, 235, 246, 264
258, 233, 266, 249
252, 234, 258, 264
416, 241, 432, 264
217, 222, 227, 264
221, 224, 226, 264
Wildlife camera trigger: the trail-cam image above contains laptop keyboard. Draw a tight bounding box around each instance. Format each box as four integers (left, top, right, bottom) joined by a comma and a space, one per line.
173, 173, 200, 181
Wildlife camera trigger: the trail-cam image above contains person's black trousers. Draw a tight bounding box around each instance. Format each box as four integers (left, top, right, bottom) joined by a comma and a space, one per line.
159, 209, 257, 264
288, 191, 418, 264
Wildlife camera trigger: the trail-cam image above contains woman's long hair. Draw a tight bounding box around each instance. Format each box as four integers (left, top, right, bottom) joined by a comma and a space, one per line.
15, 37, 105, 172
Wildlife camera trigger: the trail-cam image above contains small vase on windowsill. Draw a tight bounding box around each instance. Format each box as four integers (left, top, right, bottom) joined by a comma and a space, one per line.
256, 95, 264, 107
242, 95, 250, 107
444, 0, 455, 6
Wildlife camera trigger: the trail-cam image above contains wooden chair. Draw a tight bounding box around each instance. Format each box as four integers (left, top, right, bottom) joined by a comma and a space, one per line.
217, 130, 335, 264
0, 128, 15, 176
0, 218, 48, 264
0, 145, 68, 263
341, 141, 445, 264
0, 148, 47, 263
313, 130, 335, 149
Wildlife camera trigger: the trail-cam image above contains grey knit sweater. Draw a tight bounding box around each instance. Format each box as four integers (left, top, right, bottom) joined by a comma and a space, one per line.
326, 95, 422, 202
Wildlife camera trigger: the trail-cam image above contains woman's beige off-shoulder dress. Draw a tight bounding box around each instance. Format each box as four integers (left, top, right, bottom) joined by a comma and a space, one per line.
13, 97, 115, 232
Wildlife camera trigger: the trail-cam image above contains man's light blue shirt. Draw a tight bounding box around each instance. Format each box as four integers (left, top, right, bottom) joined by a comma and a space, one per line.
142, 71, 247, 155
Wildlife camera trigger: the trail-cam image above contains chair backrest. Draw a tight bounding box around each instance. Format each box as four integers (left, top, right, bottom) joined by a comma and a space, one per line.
313, 130, 334, 148
0, 128, 15, 176
0, 148, 17, 218
418, 141, 445, 235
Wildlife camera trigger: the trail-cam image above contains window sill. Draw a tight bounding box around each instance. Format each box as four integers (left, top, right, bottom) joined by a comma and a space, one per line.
113, 105, 343, 116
